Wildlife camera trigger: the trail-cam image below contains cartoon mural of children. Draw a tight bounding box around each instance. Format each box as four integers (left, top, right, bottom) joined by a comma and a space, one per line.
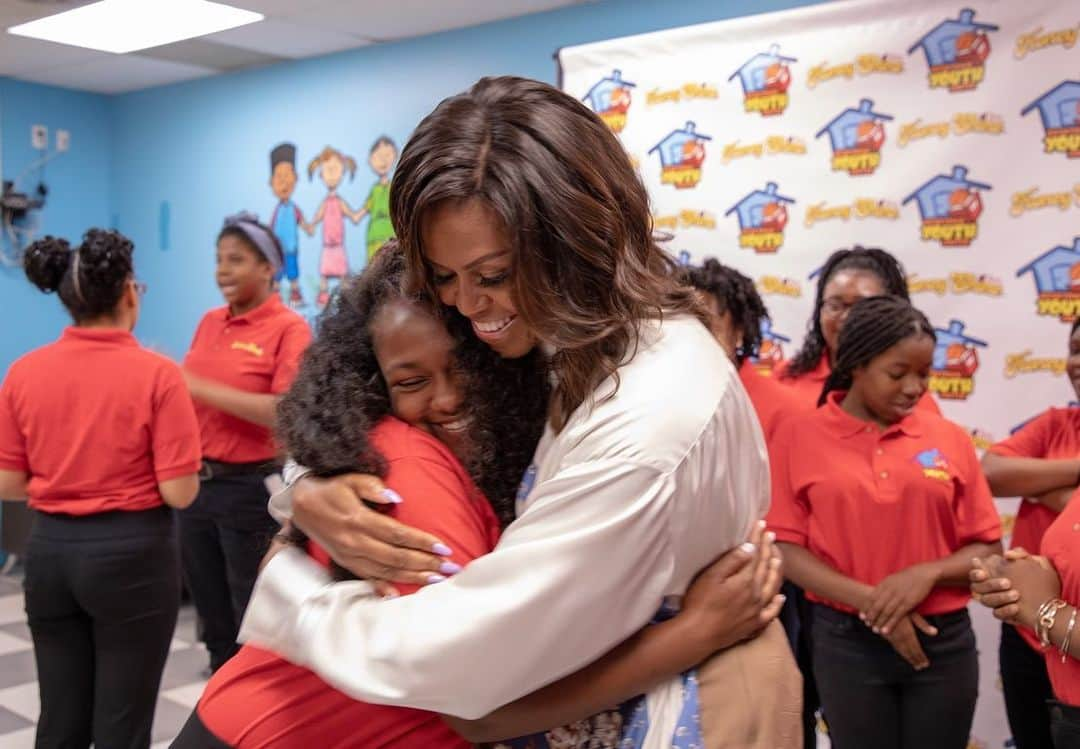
268, 143, 309, 307
351, 136, 398, 261
306, 146, 359, 308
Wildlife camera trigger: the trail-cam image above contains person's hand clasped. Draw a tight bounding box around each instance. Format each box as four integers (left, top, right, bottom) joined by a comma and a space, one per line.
882, 614, 937, 671
970, 554, 1061, 628
681, 520, 785, 651
860, 563, 938, 636
290, 473, 460, 589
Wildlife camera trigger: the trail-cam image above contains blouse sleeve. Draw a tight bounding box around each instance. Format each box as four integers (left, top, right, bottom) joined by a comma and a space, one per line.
240, 458, 676, 719
151, 363, 202, 482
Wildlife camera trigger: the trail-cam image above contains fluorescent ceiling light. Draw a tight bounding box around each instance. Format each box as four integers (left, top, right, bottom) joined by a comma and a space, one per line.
7, 0, 264, 54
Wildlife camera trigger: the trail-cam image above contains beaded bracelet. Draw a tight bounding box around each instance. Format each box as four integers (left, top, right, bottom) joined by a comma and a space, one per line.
1062, 607, 1079, 663
1038, 598, 1068, 648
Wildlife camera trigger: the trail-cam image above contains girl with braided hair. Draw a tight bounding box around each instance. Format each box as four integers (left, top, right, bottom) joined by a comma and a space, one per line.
0, 230, 201, 747
768, 295, 1001, 749
777, 246, 940, 415
684, 258, 800, 443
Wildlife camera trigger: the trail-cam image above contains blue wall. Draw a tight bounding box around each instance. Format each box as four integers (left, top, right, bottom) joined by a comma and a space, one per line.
0, 78, 112, 373
3, 0, 830, 367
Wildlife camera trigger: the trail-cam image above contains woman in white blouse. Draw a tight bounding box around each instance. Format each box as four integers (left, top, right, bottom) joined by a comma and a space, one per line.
242, 76, 798, 747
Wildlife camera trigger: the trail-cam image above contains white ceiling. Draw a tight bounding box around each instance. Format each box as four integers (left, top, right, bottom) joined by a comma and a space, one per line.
0, 0, 591, 94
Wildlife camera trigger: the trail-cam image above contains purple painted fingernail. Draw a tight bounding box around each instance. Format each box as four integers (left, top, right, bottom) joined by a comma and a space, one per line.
427, 574, 447, 584
432, 543, 453, 556
439, 561, 463, 575
381, 489, 403, 504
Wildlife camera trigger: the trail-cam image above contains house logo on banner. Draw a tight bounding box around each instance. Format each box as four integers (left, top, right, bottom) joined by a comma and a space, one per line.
1016, 238, 1080, 323
908, 8, 998, 92
815, 99, 892, 176
930, 320, 988, 400
725, 182, 794, 253
1021, 80, 1080, 158
751, 319, 790, 375
728, 44, 796, 117
582, 69, 636, 133
903, 165, 990, 247
649, 121, 711, 189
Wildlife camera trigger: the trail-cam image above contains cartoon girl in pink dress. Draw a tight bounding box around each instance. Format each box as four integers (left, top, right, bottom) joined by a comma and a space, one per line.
306, 146, 359, 307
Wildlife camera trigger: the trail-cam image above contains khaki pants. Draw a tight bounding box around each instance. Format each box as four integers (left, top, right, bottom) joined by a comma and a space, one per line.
697, 619, 804, 748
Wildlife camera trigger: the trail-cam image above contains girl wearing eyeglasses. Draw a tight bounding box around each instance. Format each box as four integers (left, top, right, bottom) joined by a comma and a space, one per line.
180, 213, 311, 674
0, 230, 202, 747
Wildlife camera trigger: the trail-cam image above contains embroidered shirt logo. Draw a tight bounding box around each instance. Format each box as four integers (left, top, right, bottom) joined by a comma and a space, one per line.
230, 341, 264, 357
915, 448, 951, 481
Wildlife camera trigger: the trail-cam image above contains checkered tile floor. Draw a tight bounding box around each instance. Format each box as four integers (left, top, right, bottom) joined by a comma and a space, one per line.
0, 573, 208, 748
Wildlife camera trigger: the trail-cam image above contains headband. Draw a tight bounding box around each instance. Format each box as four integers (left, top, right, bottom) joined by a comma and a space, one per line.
223, 211, 283, 271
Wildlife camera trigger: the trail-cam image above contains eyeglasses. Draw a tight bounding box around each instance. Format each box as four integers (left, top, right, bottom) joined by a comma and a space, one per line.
821, 297, 856, 316
132, 280, 148, 297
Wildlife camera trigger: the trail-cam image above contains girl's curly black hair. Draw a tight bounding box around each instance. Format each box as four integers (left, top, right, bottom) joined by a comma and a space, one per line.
782, 245, 909, 381
683, 258, 768, 365
277, 241, 549, 575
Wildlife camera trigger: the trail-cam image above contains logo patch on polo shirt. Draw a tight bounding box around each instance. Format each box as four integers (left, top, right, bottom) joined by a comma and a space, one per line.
230, 341, 264, 357
914, 448, 951, 481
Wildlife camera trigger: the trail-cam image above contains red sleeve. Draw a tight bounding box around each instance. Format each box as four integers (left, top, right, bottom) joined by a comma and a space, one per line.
765, 419, 809, 546
954, 427, 1003, 544
0, 373, 27, 472
270, 320, 312, 394
988, 409, 1056, 459
381, 453, 494, 596
151, 361, 202, 482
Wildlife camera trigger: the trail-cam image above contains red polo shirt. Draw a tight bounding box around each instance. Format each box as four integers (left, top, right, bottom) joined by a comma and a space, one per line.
1041, 488, 1080, 706
768, 392, 1001, 616
197, 417, 499, 748
739, 359, 801, 445
775, 354, 941, 415
990, 407, 1080, 651
183, 295, 311, 463
0, 327, 201, 515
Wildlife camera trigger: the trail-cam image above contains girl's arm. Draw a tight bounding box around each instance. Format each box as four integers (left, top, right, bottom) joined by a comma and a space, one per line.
183, 372, 278, 428
862, 541, 1002, 635
982, 452, 1080, 498
0, 469, 28, 500
446, 528, 783, 741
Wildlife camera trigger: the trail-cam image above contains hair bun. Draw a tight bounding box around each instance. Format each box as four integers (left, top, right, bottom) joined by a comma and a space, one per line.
23, 236, 72, 293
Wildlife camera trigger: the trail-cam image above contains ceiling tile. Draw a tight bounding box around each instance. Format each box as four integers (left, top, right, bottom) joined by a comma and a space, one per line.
0, 31, 108, 75
282, 0, 585, 41
203, 17, 369, 59
13, 53, 216, 94
138, 36, 285, 71
0, 0, 95, 28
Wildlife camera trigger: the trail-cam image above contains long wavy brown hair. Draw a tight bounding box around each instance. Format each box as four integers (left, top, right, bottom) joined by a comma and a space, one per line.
390, 76, 705, 430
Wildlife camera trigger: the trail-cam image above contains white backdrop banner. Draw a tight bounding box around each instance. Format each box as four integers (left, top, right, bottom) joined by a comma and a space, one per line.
560, 1, 1079, 747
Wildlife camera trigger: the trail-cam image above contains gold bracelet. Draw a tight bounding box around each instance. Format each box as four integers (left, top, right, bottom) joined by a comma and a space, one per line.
1039, 598, 1068, 647
1062, 607, 1078, 663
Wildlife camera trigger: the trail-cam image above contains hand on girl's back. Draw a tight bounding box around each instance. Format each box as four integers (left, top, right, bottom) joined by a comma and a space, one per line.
682, 521, 785, 651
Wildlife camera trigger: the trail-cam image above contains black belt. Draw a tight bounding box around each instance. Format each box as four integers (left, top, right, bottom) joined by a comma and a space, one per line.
199, 459, 279, 482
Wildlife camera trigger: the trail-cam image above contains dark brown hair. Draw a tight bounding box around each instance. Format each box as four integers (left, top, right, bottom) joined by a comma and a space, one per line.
389, 76, 704, 429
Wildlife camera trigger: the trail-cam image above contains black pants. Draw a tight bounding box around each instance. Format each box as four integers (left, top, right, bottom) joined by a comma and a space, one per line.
1052, 701, 1080, 749
24, 507, 180, 749
811, 603, 978, 749
171, 710, 231, 748
779, 582, 820, 749
178, 470, 277, 671
1001, 621, 1055, 749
